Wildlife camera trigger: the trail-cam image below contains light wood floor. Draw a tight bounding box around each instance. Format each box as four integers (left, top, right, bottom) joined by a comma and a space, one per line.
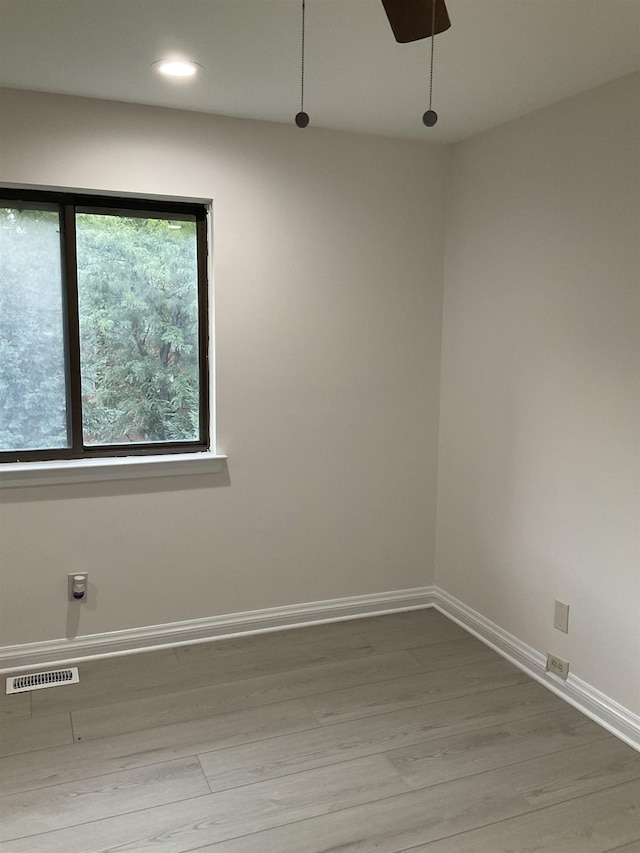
1, 608, 639, 852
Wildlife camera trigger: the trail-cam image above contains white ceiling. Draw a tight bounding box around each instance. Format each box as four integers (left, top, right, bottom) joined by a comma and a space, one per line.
0, 0, 638, 143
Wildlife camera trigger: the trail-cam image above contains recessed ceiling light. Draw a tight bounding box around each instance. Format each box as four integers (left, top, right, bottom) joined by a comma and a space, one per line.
153, 59, 201, 78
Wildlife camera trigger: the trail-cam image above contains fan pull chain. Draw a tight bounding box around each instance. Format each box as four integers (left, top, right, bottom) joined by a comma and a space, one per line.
423, 0, 438, 127
295, 0, 310, 127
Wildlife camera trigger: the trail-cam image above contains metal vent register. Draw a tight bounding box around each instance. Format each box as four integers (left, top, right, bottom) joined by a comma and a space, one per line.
6, 667, 80, 694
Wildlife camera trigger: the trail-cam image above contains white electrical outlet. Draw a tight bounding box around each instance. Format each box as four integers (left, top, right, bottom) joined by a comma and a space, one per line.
554, 600, 569, 633
546, 653, 569, 680
68, 572, 88, 602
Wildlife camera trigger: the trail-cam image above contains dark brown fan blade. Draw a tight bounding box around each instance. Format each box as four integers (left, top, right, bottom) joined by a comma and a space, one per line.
381, 0, 451, 43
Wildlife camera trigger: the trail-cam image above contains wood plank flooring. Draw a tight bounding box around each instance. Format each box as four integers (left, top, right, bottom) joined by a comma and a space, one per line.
0, 608, 638, 852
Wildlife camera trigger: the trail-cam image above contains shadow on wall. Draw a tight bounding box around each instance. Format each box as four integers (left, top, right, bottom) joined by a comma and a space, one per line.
66, 580, 98, 639
0, 460, 231, 506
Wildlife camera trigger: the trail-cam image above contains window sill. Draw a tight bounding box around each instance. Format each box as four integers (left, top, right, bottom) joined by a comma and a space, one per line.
0, 452, 227, 489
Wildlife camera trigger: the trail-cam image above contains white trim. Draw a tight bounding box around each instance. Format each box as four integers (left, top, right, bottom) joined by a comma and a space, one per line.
0, 587, 436, 674
0, 452, 227, 489
3, 583, 635, 752
206, 201, 218, 456
434, 588, 640, 753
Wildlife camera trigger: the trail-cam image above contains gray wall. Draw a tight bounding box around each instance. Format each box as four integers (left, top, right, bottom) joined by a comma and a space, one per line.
438, 73, 640, 714
0, 88, 448, 645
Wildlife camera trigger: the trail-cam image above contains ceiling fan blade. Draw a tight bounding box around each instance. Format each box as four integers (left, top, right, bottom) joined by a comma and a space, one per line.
381, 0, 451, 44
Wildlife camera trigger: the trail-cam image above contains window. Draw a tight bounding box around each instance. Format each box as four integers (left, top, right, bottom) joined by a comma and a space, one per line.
0, 189, 210, 463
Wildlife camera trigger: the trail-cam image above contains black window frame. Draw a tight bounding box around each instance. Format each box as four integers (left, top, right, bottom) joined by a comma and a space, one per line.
0, 188, 210, 463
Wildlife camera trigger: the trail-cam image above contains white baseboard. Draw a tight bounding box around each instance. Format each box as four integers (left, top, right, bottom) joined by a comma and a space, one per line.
0, 586, 436, 674
434, 588, 640, 753
2, 583, 637, 753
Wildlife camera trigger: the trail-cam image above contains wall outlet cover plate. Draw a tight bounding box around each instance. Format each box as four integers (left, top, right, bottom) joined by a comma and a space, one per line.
554, 600, 570, 633
546, 653, 569, 680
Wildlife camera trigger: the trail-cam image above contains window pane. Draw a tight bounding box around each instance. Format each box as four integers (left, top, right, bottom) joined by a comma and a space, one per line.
75, 212, 201, 446
0, 205, 69, 452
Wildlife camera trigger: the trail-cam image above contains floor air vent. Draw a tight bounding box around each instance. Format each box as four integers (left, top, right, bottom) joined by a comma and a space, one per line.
6, 667, 80, 694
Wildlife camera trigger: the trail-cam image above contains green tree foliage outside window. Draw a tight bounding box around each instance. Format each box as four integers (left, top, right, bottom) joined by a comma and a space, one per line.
0, 194, 208, 459
77, 213, 200, 445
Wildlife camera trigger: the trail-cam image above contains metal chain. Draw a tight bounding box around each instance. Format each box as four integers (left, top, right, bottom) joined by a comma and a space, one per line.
301, 0, 306, 113
429, 0, 436, 110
